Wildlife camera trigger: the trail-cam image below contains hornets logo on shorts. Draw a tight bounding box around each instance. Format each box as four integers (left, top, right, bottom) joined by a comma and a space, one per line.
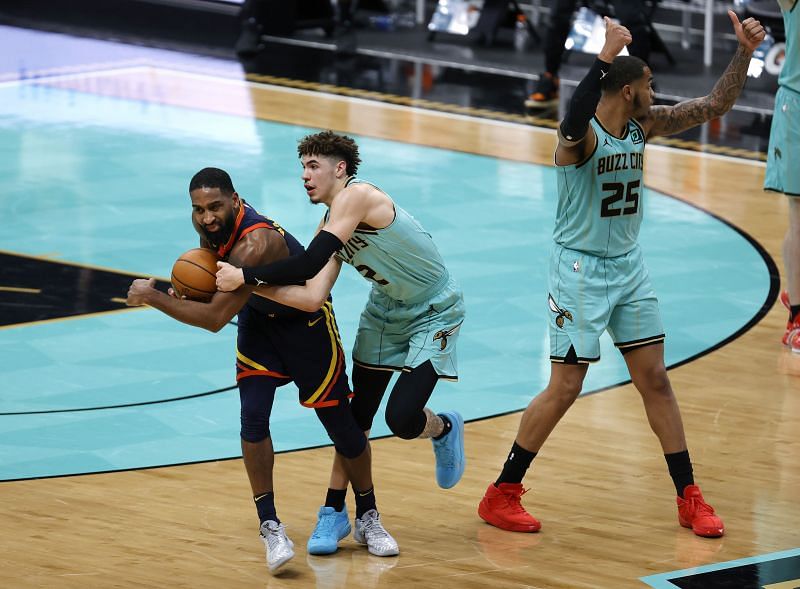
433, 322, 462, 351
548, 294, 573, 329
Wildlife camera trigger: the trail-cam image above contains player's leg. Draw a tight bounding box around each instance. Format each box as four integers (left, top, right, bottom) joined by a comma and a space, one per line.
315, 401, 398, 557
526, 0, 576, 108
766, 88, 800, 347
622, 343, 724, 538
238, 374, 295, 573
480, 248, 603, 532
608, 250, 723, 537
280, 301, 396, 556
782, 197, 800, 345
478, 355, 588, 533
389, 282, 466, 489
325, 365, 393, 504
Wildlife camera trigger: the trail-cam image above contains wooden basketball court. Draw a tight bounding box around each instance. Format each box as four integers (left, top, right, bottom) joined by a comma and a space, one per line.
1, 65, 798, 589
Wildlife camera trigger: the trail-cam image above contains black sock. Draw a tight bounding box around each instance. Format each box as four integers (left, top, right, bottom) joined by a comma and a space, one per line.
354, 487, 377, 519
495, 442, 537, 486
665, 450, 694, 497
432, 413, 452, 440
790, 304, 800, 322
325, 488, 347, 512
254, 491, 278, 524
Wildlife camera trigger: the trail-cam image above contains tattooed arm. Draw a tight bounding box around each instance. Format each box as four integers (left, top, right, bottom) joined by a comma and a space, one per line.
640, 11, 765, 139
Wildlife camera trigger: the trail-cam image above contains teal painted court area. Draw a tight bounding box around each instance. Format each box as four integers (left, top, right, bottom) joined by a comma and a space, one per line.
0, 74, 773, 481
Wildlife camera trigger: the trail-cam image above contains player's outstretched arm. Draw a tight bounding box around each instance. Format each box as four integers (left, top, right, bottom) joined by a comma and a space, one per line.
215, 230, 343, 291
126, 277, 247, 332
251, 256, 343, 312
642, 11, 765, 139
556, 17, 631, 165
215, 187, 369, 291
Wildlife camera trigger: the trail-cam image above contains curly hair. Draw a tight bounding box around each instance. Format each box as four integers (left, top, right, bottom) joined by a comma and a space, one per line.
297, 130, 361, 176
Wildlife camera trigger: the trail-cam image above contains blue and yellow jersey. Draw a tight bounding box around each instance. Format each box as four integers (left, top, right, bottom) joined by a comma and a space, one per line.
217, 201, 307, 317
332, 178, 450, 304
779, 1, 799, 93
554, 116, 646, 257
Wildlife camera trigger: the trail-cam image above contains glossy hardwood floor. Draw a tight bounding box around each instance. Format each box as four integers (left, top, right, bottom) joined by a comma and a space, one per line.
1, 69, 797, 589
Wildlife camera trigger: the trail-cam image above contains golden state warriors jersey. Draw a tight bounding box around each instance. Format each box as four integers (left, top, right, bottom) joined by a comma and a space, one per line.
554, 116, 646, 257
333, 179, 449, 304
219, 201, 307, 317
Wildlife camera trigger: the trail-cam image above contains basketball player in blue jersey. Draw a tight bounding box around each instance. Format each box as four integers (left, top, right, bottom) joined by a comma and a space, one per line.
478, 14, 765, 537
215, 131, 467, 555
767, 1, 800, 350
125, 167, 397, 574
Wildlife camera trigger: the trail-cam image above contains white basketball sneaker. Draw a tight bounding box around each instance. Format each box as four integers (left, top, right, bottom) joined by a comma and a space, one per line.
260, 520, 295, 574
353, 510, 399, 557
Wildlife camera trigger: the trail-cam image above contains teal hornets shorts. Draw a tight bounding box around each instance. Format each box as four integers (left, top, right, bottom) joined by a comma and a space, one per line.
352, 276, 465, 379
765, 86, 800, 197
548, 243, 665, 363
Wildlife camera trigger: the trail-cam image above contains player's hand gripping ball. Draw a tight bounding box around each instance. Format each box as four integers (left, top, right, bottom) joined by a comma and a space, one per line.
170, 248, 221, 302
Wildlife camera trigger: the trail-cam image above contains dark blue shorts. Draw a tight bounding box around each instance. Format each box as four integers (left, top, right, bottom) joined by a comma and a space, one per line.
236, 300, 351, 408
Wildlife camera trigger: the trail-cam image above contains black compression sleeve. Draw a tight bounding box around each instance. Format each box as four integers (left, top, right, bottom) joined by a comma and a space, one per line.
559, 58, 611, 143
241, 229, 344, 286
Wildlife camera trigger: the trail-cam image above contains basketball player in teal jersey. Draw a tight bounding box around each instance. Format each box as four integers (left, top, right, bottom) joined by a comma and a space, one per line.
478, 14, 765, 537
215, 131, 466, 555
767, 1, 800, 350
126, 168, 397, 573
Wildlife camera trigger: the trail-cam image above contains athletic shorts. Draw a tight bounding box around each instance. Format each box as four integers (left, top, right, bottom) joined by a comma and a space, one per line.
236, 300, 351, 408
352, 276, 465, 379
765, 86, 800, 197
547, 243, 665, 363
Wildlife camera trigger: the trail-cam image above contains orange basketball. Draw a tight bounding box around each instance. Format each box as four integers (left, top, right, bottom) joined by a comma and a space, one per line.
170, 248, 221, 302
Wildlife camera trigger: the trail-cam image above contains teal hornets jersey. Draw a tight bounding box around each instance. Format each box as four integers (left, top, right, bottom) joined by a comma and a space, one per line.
779, 1, 799, 93
334, 179, 450, 303
553, 116, 646, 257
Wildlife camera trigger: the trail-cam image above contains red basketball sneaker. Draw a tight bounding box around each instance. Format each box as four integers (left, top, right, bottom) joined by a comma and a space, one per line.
478, 483, 541, 533
677, 485, 724, 538
780, 291, 800, 350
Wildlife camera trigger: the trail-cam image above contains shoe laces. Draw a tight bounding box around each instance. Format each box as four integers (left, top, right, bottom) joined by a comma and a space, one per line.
310, 512, 336, 538
361, 512, 391, 542
263, 522, 289, 550
502, 487, 530, 514
684, 495, 715, 517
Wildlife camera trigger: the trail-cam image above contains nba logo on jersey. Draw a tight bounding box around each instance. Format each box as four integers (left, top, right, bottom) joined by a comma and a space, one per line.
631, 127, 644, 144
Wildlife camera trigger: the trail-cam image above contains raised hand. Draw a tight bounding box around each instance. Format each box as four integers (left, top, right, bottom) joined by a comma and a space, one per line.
598, 16, 632, 63
728, 10, 766, 53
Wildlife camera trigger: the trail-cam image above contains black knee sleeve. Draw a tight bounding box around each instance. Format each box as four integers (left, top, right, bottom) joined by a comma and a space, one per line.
385, 406, 426, 440
239, 376, 276, 443
316, 403, 367, 459
384, 361, 440, 439
351, 364, 392, 431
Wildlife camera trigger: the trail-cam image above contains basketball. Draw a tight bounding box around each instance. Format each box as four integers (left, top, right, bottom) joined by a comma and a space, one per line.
170, 248, 221, 302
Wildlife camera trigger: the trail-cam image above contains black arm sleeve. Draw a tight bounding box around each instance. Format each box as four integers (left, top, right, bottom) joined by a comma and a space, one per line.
241, 230, 344, 286
559, 58, 611, 143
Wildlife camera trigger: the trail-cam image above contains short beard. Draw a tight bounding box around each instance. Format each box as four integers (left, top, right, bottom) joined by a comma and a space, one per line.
632, 94, 649, 119
200, 213, 236, 248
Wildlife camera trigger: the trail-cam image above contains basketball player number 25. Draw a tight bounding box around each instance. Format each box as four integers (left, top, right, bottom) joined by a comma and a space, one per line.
600, 180, 640, 217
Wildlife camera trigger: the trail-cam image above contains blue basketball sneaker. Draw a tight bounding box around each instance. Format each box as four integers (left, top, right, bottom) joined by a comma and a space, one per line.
307, 505, 351, 555
431, 410, 465, 489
